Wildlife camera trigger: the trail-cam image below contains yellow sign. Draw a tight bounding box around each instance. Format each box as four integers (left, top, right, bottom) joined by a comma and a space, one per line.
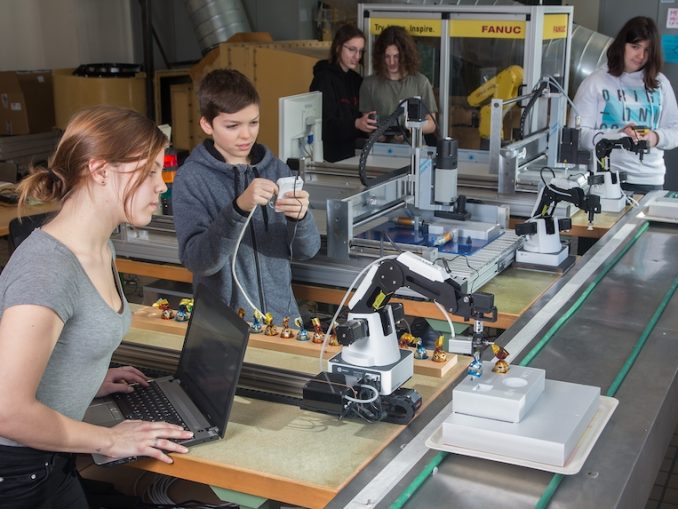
543, 14, 569, 40
370, 18, 442, 38
449, 15, 569, 39
450, 19, 526, 39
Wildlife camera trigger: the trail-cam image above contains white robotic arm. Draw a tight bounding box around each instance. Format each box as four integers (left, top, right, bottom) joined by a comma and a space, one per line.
330, 252, 497, 394
515, 173, 601, 267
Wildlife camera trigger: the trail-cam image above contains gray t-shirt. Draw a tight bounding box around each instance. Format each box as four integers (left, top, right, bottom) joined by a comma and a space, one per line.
0, 229, 131, 446
359, 72, 438, 118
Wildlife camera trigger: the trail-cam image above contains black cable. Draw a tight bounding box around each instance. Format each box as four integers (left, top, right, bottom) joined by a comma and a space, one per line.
285, 173, 304, 319
358, 97, 439, 187
358, 99, 408, 186
518, 79, 549, 139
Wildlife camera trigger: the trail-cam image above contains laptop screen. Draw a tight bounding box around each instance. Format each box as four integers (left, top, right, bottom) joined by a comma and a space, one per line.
176, 283, 250, 437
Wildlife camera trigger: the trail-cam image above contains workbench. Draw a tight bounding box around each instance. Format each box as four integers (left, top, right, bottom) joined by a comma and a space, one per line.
116, 257, 556, 331
328, 191, 678, 509
110, 196, 668, 508
113, 322, 470, 509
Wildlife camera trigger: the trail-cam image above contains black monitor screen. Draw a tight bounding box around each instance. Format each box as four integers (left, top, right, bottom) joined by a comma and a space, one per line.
176, 284, 250, 437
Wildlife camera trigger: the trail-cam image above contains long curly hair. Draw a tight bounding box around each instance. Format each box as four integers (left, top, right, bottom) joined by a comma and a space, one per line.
372, 25, 420, 79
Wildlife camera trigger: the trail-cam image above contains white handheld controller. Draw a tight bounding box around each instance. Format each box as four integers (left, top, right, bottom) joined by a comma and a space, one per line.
276, 176, 304, 201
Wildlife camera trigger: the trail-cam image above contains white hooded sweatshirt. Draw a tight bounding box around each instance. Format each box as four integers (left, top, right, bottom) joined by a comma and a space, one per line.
570, 66, 678, 186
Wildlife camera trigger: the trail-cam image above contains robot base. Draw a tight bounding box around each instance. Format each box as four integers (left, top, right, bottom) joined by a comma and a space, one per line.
328, 349, 413, 396
515, 244, 568, 267
599, 195, 626, 213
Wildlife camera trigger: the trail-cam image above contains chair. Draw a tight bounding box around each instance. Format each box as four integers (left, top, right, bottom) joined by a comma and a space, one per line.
8, 212, 50, 252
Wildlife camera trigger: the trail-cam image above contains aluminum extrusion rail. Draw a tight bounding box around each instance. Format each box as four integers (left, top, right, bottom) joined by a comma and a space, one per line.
113, 342, 308, 404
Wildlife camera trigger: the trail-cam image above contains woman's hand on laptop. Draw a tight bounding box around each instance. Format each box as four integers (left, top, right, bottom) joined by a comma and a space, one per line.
106, 420, 194, 464
95, 366, 150, 397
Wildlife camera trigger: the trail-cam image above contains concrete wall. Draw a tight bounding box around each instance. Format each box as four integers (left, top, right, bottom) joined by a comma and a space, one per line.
0, 0, 135, 71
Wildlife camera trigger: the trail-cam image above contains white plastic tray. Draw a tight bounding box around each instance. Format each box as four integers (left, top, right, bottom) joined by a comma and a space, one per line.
426, 396, 618, 475
639, 207, 678, 224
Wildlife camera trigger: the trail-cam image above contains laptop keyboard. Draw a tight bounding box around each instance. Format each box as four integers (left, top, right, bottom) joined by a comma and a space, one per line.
113, 382, 189, 430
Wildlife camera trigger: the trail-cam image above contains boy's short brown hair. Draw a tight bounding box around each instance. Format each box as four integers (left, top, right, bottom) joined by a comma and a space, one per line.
198, 69, 260, 123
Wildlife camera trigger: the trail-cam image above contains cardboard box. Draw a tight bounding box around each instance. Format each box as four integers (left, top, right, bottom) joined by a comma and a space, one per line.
189, 40, 329, 154
0, 71, 55, 135
170, 82, 194, 151
53, 68, 146, 129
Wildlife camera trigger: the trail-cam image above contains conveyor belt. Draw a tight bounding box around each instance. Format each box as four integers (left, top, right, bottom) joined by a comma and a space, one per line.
328, 192, 678, 509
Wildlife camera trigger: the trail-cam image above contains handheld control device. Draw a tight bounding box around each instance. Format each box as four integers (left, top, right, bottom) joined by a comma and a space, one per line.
276, 176, 304, 202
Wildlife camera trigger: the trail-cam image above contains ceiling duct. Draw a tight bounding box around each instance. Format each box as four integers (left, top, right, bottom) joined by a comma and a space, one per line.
185, 0, 252, 55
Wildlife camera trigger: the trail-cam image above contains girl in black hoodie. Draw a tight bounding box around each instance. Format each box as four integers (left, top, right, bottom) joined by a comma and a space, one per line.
310, 24, 377, 162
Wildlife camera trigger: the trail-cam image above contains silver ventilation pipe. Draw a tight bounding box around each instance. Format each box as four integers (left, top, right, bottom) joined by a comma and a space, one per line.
321, 0, 612, 95
184, 0, 252, 55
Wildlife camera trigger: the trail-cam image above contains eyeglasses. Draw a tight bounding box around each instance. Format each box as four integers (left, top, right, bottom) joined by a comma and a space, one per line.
343, 45, 365, 56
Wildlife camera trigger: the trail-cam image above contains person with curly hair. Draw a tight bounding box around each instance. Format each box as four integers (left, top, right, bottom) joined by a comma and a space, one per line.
359, 25, 438, 138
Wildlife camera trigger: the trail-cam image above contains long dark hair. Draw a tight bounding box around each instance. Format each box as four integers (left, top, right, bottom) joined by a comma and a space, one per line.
372, 25, 420, 79
606, 16, 662, 89
329, 24, 366, 66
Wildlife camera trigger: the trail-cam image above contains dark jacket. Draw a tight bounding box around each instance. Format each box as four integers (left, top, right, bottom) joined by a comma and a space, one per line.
172, 140, 321, 323
310, 60, 364, 162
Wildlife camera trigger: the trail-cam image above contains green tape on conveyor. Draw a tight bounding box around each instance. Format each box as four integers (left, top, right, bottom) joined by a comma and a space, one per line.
388, 451, 447, 509
606, 273, 678, 397
391, 222, 666, 509
534, 271, 678, 509
520, 222, 649, 367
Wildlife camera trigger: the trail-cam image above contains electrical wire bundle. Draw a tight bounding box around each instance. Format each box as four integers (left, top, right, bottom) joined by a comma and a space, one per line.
231, 175, 304, 323
137, 474, 237, 509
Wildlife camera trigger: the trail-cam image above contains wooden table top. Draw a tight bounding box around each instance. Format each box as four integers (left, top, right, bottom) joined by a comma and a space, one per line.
119, 322, 470, 508
117, 258, 557, 330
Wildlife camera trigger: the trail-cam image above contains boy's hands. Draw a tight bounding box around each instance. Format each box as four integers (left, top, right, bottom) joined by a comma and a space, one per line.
236, 177, 309, 220
275, 188, 309, 220
236, 178, 277, 212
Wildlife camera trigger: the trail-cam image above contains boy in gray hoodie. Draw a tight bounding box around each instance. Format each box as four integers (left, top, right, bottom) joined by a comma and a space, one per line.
173, 69, 321, 324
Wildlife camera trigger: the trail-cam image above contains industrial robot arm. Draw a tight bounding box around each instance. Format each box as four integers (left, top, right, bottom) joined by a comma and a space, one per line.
520, 173, 601, 227
335, 251, 497, 366
594, 136, 649, 173
467, 65, 523, 140
590, 136, 648, 211
314, 252, 498, 424
515, 172, 601, 266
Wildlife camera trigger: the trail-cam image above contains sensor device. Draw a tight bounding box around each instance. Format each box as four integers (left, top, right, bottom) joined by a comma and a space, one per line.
632, 125, 650, 136
276, 176, 304, 203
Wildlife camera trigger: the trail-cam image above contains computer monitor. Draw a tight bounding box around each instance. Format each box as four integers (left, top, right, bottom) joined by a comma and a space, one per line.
278, 91, 323, 163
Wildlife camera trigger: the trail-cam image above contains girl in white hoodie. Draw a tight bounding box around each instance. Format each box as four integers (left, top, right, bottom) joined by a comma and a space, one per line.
571, 16, 678, 192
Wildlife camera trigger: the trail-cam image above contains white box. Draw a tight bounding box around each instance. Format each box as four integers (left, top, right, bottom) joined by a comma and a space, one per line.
443, 379, 600, 466
453, 362, 545, 423
648, 195, 678, 220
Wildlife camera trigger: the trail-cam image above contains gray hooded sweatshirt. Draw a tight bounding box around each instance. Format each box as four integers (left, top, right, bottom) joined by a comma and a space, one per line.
173, 141, 321, 323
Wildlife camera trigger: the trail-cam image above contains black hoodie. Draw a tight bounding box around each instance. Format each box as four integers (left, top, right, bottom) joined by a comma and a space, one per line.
310, 60, 364, 162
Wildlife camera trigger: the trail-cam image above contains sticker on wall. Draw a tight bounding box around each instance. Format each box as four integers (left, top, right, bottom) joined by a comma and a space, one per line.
668, 8, 678, 28
662, 34, 678, 63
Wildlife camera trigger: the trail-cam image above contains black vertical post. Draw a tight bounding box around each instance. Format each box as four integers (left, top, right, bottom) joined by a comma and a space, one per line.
141, 0, 155, 120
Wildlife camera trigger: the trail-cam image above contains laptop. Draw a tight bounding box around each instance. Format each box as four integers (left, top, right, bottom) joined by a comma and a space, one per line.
84, 283, 250, 466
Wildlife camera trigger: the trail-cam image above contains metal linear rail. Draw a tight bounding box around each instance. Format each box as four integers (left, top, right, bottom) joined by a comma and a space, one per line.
113, 342, 308, 404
